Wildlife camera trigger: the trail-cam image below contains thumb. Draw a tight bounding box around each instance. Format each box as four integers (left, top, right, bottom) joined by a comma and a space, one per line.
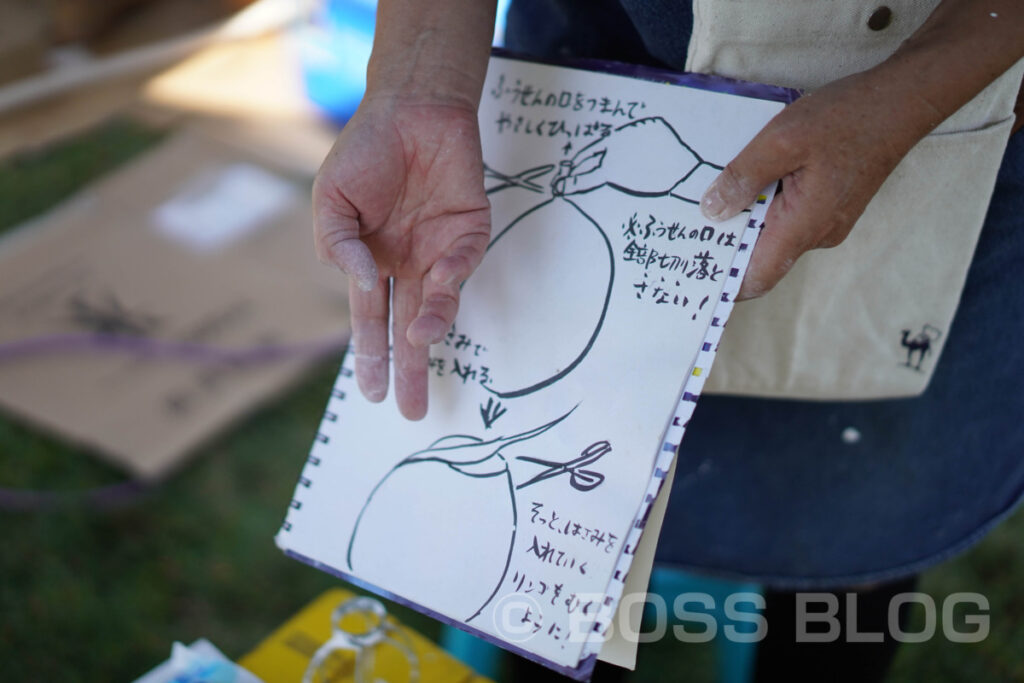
313, 191, 379, 292
700, 126, 795, 221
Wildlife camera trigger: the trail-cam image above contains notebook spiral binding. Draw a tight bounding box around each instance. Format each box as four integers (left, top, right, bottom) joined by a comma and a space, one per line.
579, 196, 772, 659
279, 350, 356, 536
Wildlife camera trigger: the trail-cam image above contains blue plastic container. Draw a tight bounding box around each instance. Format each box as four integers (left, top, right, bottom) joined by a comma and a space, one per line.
296, 0, 510, 123
296, 0, 377, 123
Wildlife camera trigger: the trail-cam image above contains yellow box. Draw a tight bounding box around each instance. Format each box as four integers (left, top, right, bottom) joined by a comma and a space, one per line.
238, 589, 494, 683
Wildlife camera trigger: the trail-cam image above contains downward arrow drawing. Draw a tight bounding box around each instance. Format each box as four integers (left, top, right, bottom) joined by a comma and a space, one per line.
480, 397, 508, 429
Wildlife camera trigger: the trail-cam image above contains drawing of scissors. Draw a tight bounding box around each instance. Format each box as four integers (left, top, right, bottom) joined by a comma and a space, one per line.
483, 162, 555, 194
515, 440, 611, 492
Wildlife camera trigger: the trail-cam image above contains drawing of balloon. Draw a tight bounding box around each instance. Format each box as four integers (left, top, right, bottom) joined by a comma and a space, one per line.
552, 116, 719, 199
347, 444, 513, 622
346, 407, 610, 623
458, 197, 614, 399
467, 118, 722, 400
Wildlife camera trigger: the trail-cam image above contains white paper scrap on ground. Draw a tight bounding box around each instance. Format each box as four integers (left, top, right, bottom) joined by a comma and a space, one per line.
152, 162, 297, 253
277, 52, 789, 680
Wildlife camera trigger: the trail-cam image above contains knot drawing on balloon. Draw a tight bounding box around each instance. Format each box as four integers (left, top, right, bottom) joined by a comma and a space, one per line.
345, 117, 724, 625
346, 405, 614, 622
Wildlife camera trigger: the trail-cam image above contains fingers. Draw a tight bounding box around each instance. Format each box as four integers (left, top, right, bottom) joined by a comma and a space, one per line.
736, 190, 808, 300
735, 172, 851, 301
701, 121, 798, 222
350, 275, 391, 402
702, 116, 807, 299
406, 271, 460, 348
392, 277, 429, 421
407, 232, 490, 347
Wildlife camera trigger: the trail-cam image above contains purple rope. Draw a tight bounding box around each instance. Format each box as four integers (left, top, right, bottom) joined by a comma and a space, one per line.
0, 481, 150, 512
0, 331, 350, 365
0, 331, 350, 512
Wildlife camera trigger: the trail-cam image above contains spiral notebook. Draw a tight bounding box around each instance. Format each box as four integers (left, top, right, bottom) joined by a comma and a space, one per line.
277, 50, 795, 680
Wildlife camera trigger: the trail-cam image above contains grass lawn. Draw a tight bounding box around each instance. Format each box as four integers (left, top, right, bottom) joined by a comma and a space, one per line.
0, 120, 1020, 682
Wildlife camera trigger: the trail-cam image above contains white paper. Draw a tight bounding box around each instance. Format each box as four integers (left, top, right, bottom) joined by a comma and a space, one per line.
277, 54, 784, 678
152, 163, 297, 253
596, 458, 677, 670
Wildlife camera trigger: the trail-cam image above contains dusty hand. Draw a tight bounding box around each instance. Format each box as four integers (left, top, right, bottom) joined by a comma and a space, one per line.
700, 69, 933, 300
314, 97, 491, 419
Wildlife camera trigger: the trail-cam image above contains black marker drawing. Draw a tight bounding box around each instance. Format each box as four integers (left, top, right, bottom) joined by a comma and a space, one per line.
467, 117, 726, 399
480, 397, 508, 429
346, 406, 609, 623
461, 197, 614, 399
900, 325, 942, 371
484, 162, 554, 194
516, 440, 610, 492
551, 117, 723, 203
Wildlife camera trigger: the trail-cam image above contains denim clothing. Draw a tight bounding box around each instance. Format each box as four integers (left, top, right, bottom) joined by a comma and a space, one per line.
506, 0, 1024, 588
507, 0, 697, 70
657, 129, 1024, 588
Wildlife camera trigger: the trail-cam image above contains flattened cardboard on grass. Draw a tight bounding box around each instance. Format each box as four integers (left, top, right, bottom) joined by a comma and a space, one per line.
0, 129, 347, 479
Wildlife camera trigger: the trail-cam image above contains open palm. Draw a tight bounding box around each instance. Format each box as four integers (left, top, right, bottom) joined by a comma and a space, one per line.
314, 99, 491, 419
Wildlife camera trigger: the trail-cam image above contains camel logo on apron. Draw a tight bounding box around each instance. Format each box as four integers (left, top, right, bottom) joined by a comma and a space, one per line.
900, 324, 942, 371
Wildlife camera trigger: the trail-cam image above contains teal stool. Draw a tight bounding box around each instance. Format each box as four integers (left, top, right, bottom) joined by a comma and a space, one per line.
647, 567, 761, 683
441, 568, 761, 681
440, 625, 504, 679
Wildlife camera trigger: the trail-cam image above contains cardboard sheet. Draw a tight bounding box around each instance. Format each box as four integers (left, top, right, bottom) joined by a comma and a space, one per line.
0, 129, 347, 479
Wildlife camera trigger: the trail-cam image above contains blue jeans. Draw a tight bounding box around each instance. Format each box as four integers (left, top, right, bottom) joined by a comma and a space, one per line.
507, 0, 1024, 588
656, 129, 1024, 588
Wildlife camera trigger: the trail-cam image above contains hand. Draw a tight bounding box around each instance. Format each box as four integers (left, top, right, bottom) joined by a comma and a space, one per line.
700, 69, 933, 300
700, 0, 1024, 302
313, 96, 491, 420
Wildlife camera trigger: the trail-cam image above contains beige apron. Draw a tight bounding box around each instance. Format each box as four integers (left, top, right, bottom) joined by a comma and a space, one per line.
687, 0, 1024, 399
